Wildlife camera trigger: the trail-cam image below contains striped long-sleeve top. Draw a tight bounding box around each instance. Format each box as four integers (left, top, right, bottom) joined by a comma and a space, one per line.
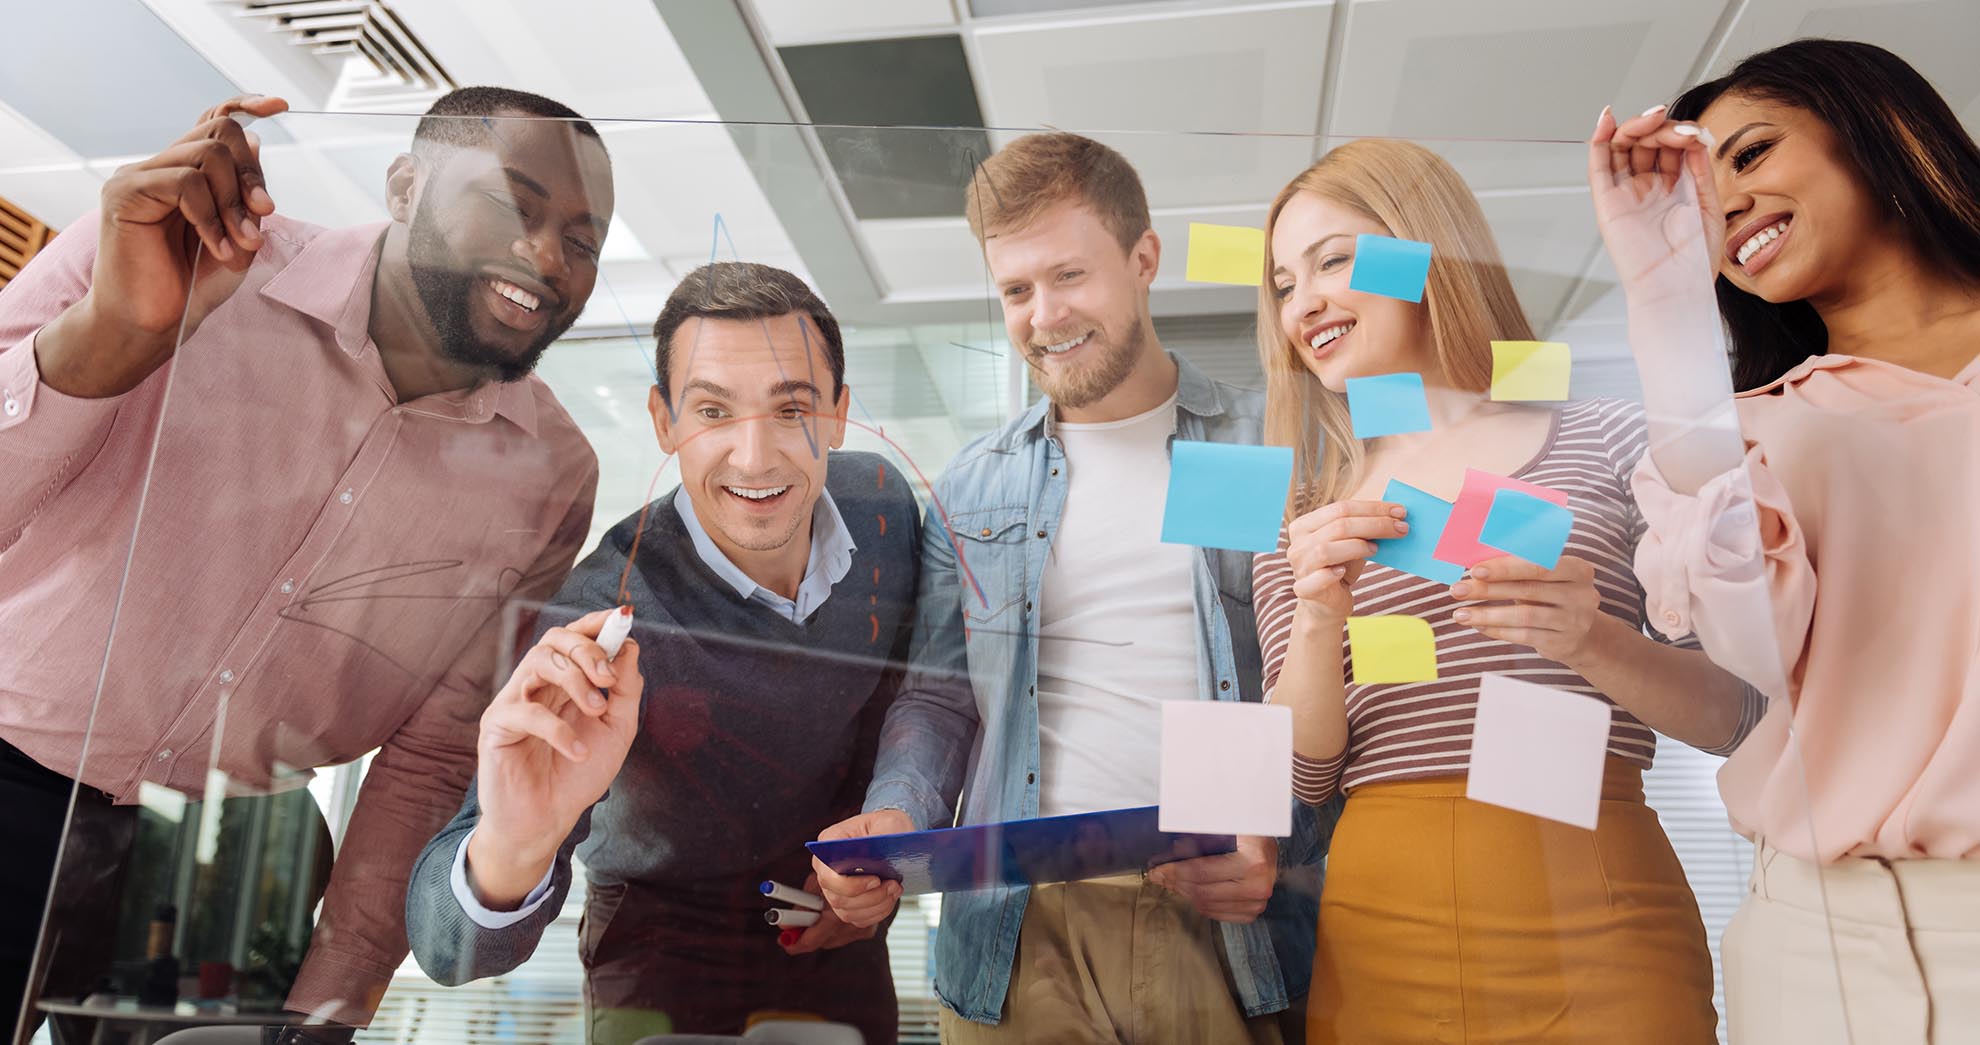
1254, 397, 1765, 807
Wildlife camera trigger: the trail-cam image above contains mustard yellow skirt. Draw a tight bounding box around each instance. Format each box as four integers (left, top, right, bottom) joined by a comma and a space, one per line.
1309, 759, 1718, 1044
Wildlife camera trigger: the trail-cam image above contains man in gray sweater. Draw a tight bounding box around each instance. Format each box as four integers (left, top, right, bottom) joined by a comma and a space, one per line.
403, 263, 922, 1044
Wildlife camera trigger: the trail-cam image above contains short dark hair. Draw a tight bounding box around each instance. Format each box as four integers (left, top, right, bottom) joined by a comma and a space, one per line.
1670, 39, 1980, 391
411, 86, 604, 161
651, 263, 845, 406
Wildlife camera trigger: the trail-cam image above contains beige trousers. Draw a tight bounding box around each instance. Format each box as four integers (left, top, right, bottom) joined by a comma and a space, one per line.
939, 875, 1283, 1045
1724, 843, 1980, 1044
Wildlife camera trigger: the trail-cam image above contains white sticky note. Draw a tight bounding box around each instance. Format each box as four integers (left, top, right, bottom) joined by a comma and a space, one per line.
1159, 701, 1293, 837
1465, 675, 1612, 830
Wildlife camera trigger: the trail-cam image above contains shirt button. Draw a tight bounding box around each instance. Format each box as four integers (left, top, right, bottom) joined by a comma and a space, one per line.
1663, 611, 1681, 625
156, 749, 172, 762
1026, 772, 1035, 784
1050, 468, 1059, 477
1035, 530, 1046, 539
1220, 680, 1231, 691
1024, 601, 1032, 612
339, 489, 354, 505
279, 579, 295, 594
3, 398, 18, 417
980, 527, 992, 537
218, 669, 235, 684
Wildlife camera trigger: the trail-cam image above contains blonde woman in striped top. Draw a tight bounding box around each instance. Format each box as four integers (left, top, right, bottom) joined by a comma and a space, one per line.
1252, 139, 1762, 1044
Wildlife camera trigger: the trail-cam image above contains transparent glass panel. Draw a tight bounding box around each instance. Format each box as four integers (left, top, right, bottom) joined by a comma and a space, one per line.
7, 104, 1840, 1045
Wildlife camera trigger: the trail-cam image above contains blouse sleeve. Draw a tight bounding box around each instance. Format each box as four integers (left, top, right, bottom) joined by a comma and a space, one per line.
1254, 529, 1350, 807
1630, 443, 1812, 705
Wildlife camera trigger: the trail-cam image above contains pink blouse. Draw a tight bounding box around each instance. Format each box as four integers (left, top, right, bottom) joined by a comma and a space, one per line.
1633, 352, 1980, 862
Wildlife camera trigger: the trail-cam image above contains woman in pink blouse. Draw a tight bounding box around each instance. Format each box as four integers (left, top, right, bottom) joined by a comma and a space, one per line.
1253, 138, 1758, 1043
1589, 39, 1980, 1043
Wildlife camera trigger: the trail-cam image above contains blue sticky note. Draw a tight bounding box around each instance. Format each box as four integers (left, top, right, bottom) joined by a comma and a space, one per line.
1371, 480, 1463, 584
1161, 441, 1295, 554
1346, 373, 1433, 439
1349, 233, 1433, 302
1478, 489, 1575, 569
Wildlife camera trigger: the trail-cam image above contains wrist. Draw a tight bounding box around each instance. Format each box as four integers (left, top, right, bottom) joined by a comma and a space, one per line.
1292, 601, 1348, 632
37, 298, 174, 398
464, 827, 557, 910
1557, 613, 1630, 675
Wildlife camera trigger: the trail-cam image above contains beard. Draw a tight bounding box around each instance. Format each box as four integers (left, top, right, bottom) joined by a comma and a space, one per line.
1028, 318, 1145, 409
406, 193, 571, 383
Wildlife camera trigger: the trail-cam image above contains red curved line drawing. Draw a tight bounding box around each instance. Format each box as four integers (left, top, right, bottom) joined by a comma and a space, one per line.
869, 614, 880, 643
876, 514, 888, 537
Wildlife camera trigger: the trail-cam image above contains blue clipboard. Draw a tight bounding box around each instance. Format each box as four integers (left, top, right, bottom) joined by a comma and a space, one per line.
805, 805, 1235, 895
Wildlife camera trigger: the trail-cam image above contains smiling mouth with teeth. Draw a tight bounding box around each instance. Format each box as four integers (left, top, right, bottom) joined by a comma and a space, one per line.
488, 278, 542, 312
724, 485, 791, 501
1734, 219, 1790, 269
1309, 322, 1354, 352
1037, 333, 1091, 355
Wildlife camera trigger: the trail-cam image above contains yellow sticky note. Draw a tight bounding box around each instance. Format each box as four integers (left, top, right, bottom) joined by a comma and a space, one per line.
1490, 341, 1571, 401
1346, 615, 1439, 684
1186, 223, 1265, 286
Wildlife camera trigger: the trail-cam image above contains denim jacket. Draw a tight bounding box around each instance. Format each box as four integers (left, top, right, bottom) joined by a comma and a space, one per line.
865, 354, 1340, 1024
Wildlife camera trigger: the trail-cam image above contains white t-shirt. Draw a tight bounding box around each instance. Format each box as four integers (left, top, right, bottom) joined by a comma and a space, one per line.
1035, 394, 1200, 817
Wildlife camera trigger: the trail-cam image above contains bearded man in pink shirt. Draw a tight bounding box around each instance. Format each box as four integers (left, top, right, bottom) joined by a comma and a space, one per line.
0, 87, 611, 1041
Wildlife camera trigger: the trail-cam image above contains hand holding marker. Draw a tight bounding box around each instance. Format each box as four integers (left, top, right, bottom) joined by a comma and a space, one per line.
762, 880, 826, 946
596, 605, 633, 659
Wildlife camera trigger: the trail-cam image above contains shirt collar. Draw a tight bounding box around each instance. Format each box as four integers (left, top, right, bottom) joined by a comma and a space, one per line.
256, 219, 539, 435
672, 485, 857, 620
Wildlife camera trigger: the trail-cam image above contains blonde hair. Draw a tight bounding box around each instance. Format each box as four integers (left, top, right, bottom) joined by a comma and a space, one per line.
964, 132, 1150, 252
1257, 139, 1535, 515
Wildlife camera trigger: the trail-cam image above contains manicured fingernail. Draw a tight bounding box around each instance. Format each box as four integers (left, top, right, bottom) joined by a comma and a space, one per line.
1450, 583, 1471, 599
1672, 124, 1699, 138
595, 658, 612, 677
1696, 126, 1718, 150
239, 215, 260, 242
212, 238, 234, 261
1640, 104, 1667, 117
572, 740, 590, 757
1331, 566, 1346, 577
1393, 520, 1409, 534
1389, 505, 1408, 518
1470, 566, 1489, 579
1453, 609, 1471, 623
251, 186, 274, 211
1599, 105, 1612, 121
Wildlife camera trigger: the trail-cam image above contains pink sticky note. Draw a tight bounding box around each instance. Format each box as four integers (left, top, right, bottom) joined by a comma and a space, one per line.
1465, 675, 1613, 830
1433, 468, 1570, 568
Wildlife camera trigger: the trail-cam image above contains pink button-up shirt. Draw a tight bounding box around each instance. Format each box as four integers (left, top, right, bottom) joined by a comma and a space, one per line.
1633, 352, 1980, 863
0, 213, 597, 1021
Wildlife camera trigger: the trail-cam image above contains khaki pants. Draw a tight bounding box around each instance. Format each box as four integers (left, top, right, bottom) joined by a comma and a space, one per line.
1724, 843, 1980, 1045
939, 875, 1283, 1045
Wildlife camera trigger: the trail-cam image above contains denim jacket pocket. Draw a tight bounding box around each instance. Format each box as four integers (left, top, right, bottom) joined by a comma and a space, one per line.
948, 506, 1028, 624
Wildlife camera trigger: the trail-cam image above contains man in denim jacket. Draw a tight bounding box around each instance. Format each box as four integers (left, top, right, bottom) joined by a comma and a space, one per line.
816, 133, 1338, 1042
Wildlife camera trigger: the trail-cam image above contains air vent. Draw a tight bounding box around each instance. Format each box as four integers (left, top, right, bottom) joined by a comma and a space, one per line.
0, 196, 55, 291
221, 0, 455, 110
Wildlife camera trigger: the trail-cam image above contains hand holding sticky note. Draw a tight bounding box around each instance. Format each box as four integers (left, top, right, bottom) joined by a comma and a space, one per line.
1348, 234, 1433, 302
1345, 615, 1439, 684
1433, 469, 1570, 569
1161, 441, 1294, 554
1186, 223, 1266, 286
1490, 341, 1571, 401
1465, 674, 1613, 830
1346, 373, 1433, 438
1159, 701, 1293, 837
1370, 480, 1463, 584
1478, 488, 1576, 569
